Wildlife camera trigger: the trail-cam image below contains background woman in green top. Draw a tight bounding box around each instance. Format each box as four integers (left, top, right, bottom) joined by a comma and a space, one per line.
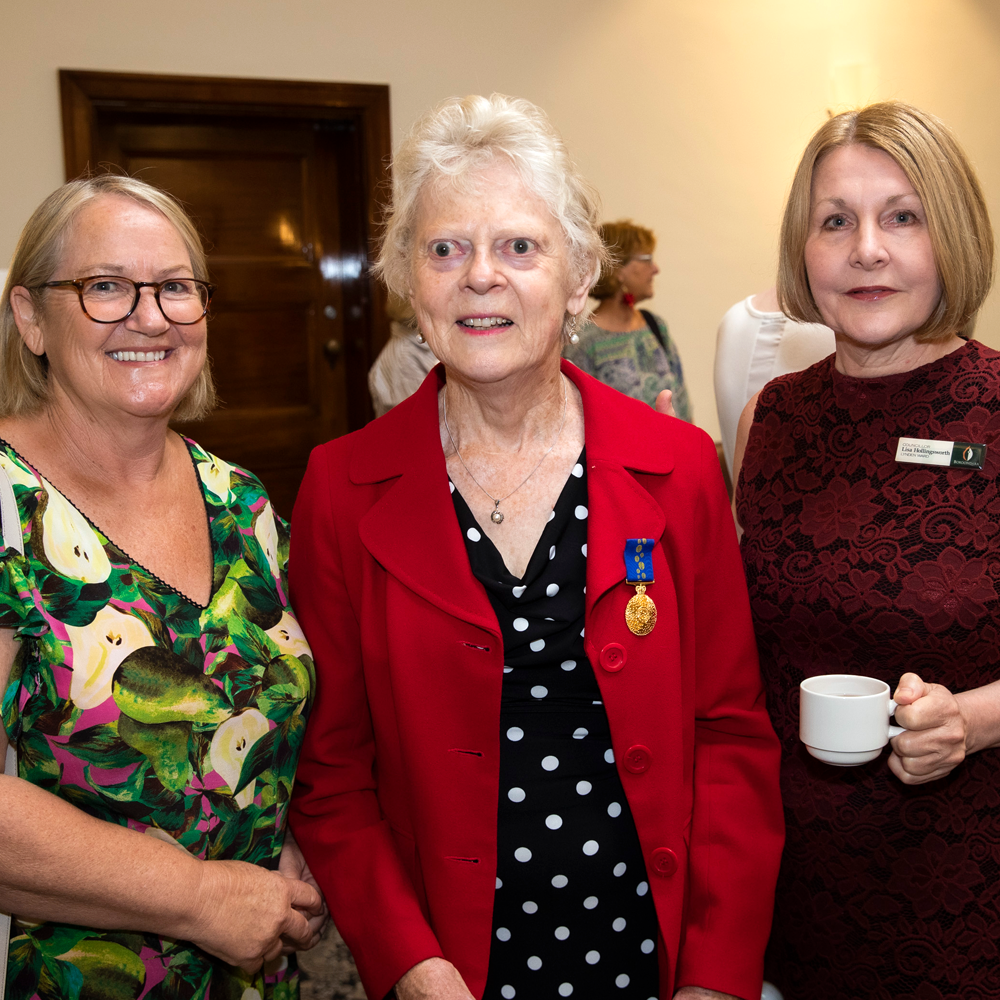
565, 219, 691, 420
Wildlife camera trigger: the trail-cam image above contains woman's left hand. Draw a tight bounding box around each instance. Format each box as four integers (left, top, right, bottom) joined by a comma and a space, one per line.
654, 389, 676, 418
278, 831, 329, 952
888, 672, 968, 784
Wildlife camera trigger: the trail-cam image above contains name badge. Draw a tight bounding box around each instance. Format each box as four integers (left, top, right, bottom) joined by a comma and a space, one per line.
895, 437, 986, 470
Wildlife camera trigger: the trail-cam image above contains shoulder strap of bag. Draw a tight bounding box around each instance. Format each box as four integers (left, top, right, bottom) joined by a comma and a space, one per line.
0, 899, 9, 998
0, 460, 24, 557
0, 749, 12, 994
639, 309, 667, 351
0, 458, 21, 996
0, 456, 22, 778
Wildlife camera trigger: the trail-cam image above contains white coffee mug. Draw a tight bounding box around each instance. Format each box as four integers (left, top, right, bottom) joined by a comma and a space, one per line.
799, 674, 906, 766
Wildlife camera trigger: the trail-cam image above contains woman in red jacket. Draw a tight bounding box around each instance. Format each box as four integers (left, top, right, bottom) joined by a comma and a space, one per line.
288, 93, 783, 1000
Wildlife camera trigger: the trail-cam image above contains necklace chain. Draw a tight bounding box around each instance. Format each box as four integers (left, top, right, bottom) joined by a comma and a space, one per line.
443, 379, 568, 525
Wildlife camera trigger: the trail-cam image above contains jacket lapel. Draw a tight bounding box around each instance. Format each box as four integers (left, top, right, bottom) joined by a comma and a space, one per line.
354, 369, 500, 636
352, 362, 675, 633
562, 363, 673, 616
584, 460, 667, 619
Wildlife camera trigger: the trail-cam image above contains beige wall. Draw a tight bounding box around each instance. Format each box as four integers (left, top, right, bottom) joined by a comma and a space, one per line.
2, 0, 999, 440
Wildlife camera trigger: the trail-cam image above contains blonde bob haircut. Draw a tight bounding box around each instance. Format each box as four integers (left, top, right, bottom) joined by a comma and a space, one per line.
1, 174, 216, 420
778, 101, 994, 341
375, 93, 607, 333
591, 220, 656, 301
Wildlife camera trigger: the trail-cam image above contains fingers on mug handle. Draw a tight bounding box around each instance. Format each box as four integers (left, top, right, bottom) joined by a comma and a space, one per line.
887, 699, 906, 739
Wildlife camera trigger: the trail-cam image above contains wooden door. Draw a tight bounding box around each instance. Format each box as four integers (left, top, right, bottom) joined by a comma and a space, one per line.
60, 71, 391, 519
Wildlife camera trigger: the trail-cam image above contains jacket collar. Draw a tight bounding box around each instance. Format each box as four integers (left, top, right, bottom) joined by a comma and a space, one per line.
570, 363, 670, 620
353, 362, 673, 629
350, 361, 675, 482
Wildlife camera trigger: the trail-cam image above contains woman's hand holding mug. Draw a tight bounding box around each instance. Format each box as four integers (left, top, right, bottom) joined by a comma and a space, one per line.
799, 674, 905, 766
799, 671, 973, 784
889, 672, 969, 784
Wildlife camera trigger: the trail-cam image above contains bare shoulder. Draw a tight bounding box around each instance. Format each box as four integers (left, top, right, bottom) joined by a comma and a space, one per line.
737, 392, 761, 441
750, 286, 780, 312
732, 391, 761, 490
0, 414, 40, 456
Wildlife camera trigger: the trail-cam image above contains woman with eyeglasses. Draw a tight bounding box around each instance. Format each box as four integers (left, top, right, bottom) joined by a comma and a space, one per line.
0, 175, 324, 1000
564, 219, 691, 420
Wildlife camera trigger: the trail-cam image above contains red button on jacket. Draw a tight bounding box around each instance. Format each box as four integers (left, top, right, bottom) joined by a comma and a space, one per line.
623, 744, 652, 773
651, 847, 678, 877
599, 642, 627, 672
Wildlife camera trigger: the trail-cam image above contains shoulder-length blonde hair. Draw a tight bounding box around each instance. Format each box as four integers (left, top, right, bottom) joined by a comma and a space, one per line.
1, 174, 216, 420
374, 93, 607, 335
778, 101, 994, 341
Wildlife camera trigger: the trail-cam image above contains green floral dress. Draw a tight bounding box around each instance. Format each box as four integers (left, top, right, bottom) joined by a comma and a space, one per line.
0, 438, 314, 1000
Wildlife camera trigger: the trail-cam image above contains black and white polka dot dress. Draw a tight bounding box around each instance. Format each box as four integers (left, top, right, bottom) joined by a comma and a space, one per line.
451, 450, 660, 1000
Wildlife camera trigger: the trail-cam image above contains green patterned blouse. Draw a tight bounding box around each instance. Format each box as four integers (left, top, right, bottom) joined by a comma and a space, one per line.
0, 438, 314, 1000
563, 310, 693, 421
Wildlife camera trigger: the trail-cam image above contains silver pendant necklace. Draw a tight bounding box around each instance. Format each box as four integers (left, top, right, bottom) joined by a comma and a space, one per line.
443, 379, 568, 525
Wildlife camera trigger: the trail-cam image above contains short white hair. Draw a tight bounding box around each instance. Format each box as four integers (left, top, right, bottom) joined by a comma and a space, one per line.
375, 94, 607, 308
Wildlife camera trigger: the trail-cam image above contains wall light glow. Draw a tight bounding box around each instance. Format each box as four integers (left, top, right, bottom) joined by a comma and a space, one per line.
320, 255, 364, 281
277, 216, 298, 249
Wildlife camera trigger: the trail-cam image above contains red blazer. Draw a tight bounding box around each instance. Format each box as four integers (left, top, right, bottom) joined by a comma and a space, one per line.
289, 362, 783, 1000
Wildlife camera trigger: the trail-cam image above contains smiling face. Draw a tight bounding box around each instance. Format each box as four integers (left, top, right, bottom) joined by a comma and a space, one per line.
804, 144, 942, 348
409, 163, 590, 386
16, 194, 208, 423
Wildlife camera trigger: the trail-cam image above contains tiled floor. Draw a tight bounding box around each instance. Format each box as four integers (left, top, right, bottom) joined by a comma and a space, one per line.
298, 923, 368, 1000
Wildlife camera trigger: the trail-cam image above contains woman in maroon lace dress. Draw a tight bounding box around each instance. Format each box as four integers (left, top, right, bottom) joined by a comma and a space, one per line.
735, 102, 1000, 1000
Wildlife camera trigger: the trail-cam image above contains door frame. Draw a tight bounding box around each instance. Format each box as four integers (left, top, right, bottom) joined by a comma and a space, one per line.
59, 68, 392, 429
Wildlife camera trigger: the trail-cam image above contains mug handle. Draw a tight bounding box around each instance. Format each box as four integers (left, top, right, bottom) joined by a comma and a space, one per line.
887, 699, 906, 739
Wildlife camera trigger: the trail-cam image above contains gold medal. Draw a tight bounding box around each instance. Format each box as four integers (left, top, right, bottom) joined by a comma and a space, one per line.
625, 582, 657, 636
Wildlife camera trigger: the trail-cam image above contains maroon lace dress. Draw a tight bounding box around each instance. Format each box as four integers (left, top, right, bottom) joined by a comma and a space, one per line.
738, 340, 1000, 1000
